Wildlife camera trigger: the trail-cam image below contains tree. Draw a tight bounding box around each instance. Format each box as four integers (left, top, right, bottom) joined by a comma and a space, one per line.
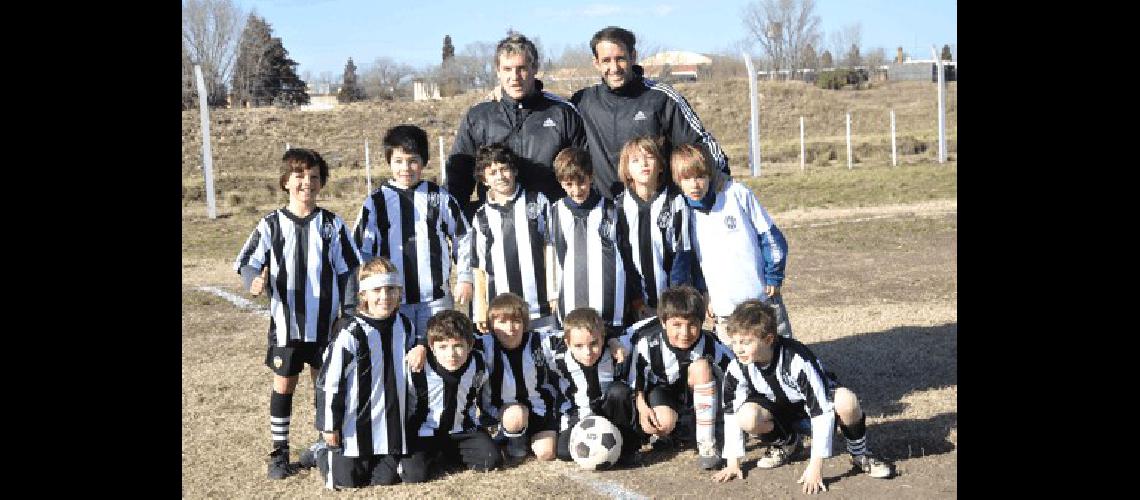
231, 14, 274, 107
182, 0, 245, 107
338, 58, 366, 103
820, 49, 833, 68
865, 47, 886, 69
741, 0, 821, 80
182, 40, 196, 109
941, 44, 953, 61
828, 23, 862, 68
847, 44, 861, 68
362, 57, 414, 100
802, 42, 818, 71
442, 35, 455, 63
231, 15, 308, 107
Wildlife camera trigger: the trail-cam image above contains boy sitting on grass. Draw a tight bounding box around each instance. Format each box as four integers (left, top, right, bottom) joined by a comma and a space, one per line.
713, 300, 892, 493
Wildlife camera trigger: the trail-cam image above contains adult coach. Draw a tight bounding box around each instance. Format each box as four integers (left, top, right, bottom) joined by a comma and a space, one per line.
571, 26, 730, 200
445, 33, 586, 219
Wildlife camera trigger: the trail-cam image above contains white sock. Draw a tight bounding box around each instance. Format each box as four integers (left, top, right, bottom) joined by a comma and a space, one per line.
693, 382, 717, 444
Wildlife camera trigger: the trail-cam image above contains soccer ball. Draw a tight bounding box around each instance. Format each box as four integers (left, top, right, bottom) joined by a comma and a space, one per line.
569, 415, 622, 470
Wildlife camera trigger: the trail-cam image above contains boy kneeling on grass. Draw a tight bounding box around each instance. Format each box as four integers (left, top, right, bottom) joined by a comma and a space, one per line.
712, 300, 892, 493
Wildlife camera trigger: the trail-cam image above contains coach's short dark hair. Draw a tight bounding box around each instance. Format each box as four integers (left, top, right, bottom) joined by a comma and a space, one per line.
495, 32, 539, 70
590, 26, 637, 58
279, 148, 329, 192
382, 124, 429, 165
725, 300, 778, 340
553, 147, 592, 184
474, 143, 519, 185
427, 310, 475, 347
657, 285, 705, 325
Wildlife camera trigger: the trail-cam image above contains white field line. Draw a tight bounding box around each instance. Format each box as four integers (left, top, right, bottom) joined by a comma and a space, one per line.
563, 471, 649, 500
195, 286, 270, 318
785, 209, 956, 229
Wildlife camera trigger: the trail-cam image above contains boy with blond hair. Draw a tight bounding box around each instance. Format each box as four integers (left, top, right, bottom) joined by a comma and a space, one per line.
713, 300, 892, 492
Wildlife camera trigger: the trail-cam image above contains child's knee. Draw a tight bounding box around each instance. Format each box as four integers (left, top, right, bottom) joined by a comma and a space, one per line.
686, 359, 714, 385
654, 406, 678, 434
606, 380, 633, 402
532, 431, 557, 461
833, 387, 861, 416
502, 404, 529, 433
273, 374, 300, 394
737, 403, 774, 434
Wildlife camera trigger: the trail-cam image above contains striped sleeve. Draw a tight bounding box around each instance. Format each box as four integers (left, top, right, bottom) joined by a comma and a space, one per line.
629, 337, 652, 392
720, 361, 748, 459
333, 216, 362, 274
319, 323, 358, 432
743, 188, 786, 286
234, 217, 271, 273
443, 192, 474, 283
790, 354, 836, 459
352, 194, 376, 264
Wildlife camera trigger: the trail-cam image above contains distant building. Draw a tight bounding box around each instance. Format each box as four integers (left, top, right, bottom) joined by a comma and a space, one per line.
886, 59, 957, 82
640, 51, 712, 81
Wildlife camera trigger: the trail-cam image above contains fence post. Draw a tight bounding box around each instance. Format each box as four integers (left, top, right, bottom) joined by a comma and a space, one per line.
846, 112, 852, 170
192, 65, 217, 220
742, 51, 761, 176
799, 116, 805, 172
931, 45, 946, 163
365, 139, 372, 194
439, 136, 447, 185
890, 110, 897, 167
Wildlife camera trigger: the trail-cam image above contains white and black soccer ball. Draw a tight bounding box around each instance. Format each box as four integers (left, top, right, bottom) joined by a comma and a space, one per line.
569, 415, 622, 470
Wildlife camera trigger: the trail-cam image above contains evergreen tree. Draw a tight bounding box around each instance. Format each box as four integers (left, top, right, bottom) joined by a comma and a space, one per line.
338, 57, 366, 103
846, 44, 861, 67
941, 44, 953, 61
821, 50, 833, 68
442, 35, 455, 63
231, 15, 309, 107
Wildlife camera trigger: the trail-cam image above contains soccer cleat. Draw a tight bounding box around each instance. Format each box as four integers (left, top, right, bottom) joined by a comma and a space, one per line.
649, 434, 676, 451
851, 453, 893, 478
755, 435, 802, 469
267, 446, 298, 480
696, 441, 723, 470
298, 439, 326, 469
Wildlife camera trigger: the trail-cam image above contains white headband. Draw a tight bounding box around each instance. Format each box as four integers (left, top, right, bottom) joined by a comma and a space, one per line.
360, 273, 402, 290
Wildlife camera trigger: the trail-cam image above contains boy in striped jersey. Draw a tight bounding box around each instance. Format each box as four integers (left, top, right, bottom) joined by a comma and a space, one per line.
470, 144, 557, 333
542, 307, 640, 466
400, 310, 501, 482
234, 148, 362, 479
476, 293, 561, 465
351, 125, 473, 338
548, 147, 645, 333
314, 257, 417, 489
671, 144, 794, 344
629, 285, 734, 470
613, 136, 696, 316
713, 300, 892, 491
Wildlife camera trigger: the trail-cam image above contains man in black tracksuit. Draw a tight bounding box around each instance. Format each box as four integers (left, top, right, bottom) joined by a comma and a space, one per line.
445, 33, 586, 219
571, 26, 730, 200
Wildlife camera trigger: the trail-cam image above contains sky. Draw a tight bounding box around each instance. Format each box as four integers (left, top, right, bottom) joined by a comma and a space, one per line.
228, 0, 956, 78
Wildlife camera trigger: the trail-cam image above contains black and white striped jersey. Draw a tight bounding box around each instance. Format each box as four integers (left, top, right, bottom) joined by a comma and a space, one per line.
721, 336, 838, 460
629, 319, 734, 395
541, 330, 635, 430
472, 186, 552, 318
549, 193, 642, 327
234, 207, 361, 346
406, 348, 487, 437
615, 186, 691, 308
477, 330, 558, 420
352, 180, 472, 304
316, 312, 415, 457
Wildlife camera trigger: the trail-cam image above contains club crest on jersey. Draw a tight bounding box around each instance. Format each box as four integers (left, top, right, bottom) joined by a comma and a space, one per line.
321, 221, 336, 239
597, 217, 613, 239
543, 118, 557, 128
426, 191, 440, 208
724, 215, 737, 230
633, 110, 648, 121
526, 201, 541, 220
657, 210, 672, 229
273, 356, 283, 369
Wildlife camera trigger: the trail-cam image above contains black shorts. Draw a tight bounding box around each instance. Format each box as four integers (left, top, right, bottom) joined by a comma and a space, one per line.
744, 371, 840, 427
315, 446, 401, 488
264, 342, 325, 377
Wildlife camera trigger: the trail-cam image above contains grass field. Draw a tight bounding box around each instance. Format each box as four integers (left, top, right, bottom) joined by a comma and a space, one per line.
182, 154, 957, 497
